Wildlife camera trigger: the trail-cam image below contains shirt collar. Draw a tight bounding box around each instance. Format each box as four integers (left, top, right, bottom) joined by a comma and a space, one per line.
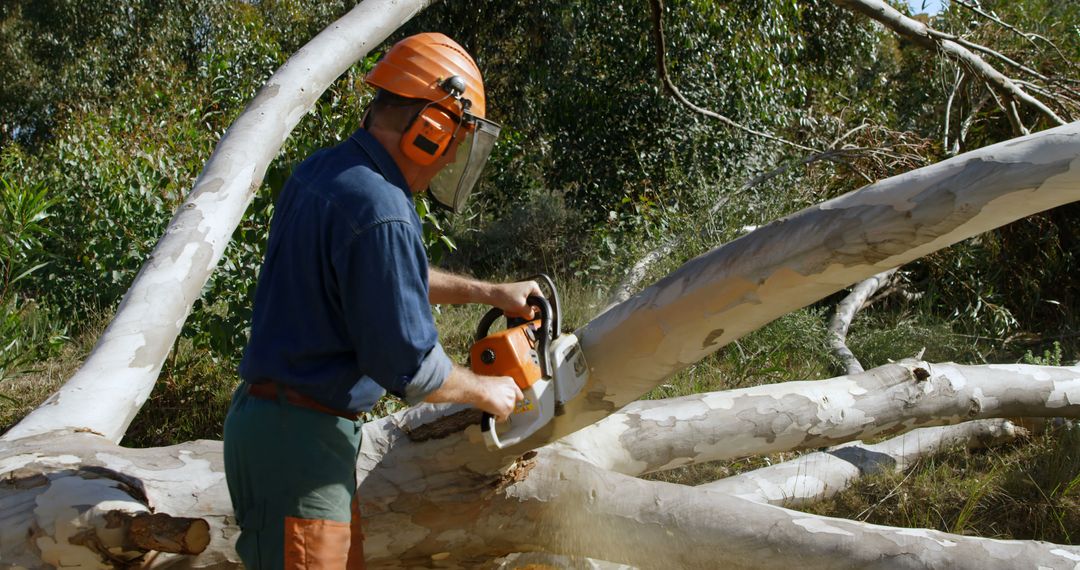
348, 128, 412, 198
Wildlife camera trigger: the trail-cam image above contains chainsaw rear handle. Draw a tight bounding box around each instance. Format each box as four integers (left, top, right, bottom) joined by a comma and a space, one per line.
474, 295, 553, 377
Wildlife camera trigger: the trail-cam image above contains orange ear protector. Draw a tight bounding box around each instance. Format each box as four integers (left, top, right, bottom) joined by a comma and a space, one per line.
400, 75, 475, 166
401, 104, 460, 165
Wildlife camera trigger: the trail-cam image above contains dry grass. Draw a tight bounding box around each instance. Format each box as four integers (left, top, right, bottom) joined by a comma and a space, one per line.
0, 316, 104, 434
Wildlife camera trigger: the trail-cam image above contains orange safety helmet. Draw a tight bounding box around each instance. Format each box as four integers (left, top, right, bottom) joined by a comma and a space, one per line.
365, 33, 501, 213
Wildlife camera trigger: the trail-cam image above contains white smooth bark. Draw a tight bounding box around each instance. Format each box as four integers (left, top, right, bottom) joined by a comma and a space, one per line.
828, 268, 897, 374
699, 419, 1024, 505
489, 451, 1080, 570
1, 0, 437, 445
2, 366, 1075, 568
552, 122, 1080, 447
552, 362, 1080, 476
0, 432, 235, 569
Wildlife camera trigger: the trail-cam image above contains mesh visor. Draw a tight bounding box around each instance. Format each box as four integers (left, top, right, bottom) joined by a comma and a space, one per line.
429, 116, 501, 212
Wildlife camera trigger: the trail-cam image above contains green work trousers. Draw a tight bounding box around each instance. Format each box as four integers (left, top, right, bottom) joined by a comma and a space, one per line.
224, 383, 365, 569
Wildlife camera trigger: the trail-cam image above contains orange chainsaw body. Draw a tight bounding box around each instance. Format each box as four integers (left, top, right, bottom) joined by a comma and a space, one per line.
469, 320, 542, 390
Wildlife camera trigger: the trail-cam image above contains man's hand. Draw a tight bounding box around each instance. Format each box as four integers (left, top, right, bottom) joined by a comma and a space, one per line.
428, 269, 544, 319
480, 376, 525, 422
486, 280, 543, 319
424, 365, 524, 422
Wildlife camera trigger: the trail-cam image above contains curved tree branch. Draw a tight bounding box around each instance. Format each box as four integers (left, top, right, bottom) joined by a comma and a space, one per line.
832, 0, 1066, 131
699, 419, 1025, 505
828, 268, 898, 374
494, 451, 1080, 570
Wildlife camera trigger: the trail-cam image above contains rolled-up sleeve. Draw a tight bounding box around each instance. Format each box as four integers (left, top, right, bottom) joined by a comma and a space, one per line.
333, 219, 451, 404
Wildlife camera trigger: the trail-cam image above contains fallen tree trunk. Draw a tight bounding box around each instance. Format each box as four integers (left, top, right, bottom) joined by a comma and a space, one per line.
698, 419, 1024, 505
556, 121, 1080, 447
4, 366, 1074, 568
488, 451, 1080, 570
551, 362, 1080, 476
0, 432, 235, 569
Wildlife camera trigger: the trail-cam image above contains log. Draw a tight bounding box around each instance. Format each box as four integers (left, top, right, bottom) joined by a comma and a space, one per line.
551, 362, 1080, 476
2, 365, 1075, 567
698, 419, 1024, 505
0, 432, 235, 569
552, 121, 1080, 449
484, 450, 1080, 570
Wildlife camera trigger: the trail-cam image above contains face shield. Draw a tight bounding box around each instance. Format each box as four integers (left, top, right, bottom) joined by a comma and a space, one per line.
429, 115, 501, 213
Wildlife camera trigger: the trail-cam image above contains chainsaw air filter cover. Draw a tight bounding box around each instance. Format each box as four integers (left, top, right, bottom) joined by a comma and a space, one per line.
469, 320, 543, 390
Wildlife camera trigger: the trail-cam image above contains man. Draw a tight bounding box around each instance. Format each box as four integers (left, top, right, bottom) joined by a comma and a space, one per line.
224, 33, 531, 569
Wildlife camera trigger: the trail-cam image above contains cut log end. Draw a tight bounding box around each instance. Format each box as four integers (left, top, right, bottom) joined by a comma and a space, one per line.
107, 510, 212, 555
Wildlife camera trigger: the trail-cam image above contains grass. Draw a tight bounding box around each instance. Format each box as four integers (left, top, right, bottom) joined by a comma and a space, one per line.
0, 312, 101, 434
799, 427, 1080, 544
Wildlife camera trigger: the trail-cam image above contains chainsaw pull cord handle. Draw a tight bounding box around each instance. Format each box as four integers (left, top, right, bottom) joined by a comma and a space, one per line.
479, 295, 552, 449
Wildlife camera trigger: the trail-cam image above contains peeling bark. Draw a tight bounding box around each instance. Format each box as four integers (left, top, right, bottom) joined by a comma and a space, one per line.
2, 365, 1077, 568
559, 121, 1080, 450
551, 362, 1080, 476
699, 419, 1024, 505
0, 432, 235, 569
487, 451, 1080, 570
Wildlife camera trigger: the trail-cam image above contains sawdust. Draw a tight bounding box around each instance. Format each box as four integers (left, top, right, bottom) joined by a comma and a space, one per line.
403, 408, 484, 442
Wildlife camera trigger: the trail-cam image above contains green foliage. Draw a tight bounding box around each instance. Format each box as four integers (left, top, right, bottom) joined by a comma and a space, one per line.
0, 174, 65, 387
1022, 341, 1066, 366
0, 175, 55, 299
915, 204, 1080, 354
400, 0, 886, 285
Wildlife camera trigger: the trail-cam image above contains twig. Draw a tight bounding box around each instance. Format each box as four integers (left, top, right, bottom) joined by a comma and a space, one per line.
952, 0, 1072, 68
648, 0, 819, 153
832, 0, 1066, 133
944, 69, 964, 154
828, 269, 898, 375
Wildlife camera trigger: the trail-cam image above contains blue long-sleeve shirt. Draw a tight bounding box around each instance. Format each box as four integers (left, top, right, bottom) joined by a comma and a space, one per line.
239, 128, 452, 413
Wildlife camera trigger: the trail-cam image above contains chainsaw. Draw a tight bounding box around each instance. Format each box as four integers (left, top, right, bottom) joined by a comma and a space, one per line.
470, 274, 589, 450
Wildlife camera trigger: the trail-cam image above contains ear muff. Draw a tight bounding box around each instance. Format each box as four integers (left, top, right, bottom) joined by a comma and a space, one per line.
401, 105, 459, 166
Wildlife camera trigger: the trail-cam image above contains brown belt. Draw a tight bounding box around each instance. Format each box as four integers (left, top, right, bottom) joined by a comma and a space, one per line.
246, 382, 361, 421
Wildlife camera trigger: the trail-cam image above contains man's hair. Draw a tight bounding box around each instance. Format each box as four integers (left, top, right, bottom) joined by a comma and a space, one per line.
365, 89, 429, 132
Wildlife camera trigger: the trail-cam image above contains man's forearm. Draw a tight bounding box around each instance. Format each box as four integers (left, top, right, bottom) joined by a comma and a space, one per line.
428, 268, 493, 305
424, 363, 521, 417
424, 364, 484, 405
